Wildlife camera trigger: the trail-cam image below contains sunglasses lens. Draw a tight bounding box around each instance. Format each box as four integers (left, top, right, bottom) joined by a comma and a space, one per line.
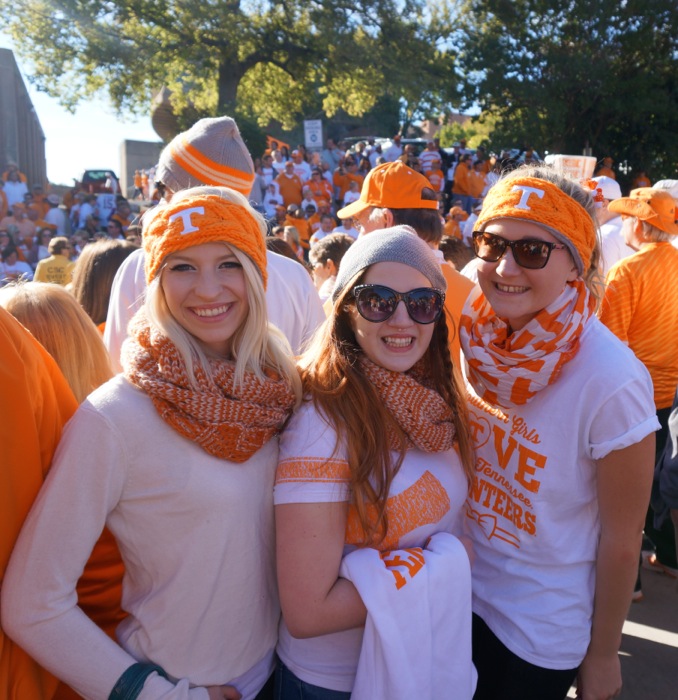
512, 240, 551, 269
355, 286, 396, 322
474, 232, 505, 262
406, 289, 444, 324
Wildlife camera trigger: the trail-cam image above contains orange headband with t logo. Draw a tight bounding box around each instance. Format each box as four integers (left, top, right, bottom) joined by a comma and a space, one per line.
476, 176, 596, 274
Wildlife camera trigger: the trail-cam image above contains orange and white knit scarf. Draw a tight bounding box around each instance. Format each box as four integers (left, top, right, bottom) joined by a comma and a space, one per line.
359, 356, 456, 452
123, 313, 296, 462
459, 280, 595, 408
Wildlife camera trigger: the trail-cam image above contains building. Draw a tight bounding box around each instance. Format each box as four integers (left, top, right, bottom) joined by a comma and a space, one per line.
0, 48, 46, 186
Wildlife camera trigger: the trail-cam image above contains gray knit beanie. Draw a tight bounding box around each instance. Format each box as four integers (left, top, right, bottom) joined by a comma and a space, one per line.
332, 226, 446, 302
155, 116, 255, 196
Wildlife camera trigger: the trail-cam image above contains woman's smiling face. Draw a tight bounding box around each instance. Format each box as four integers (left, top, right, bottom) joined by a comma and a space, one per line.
476, 219, 578, 332
349, 261, 435, 373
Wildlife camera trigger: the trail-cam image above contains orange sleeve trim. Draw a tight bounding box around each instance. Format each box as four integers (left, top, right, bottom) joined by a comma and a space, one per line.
276, 457, 350, 484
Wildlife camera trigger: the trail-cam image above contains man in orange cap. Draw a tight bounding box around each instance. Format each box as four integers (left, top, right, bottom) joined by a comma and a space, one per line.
337, 160, 474, 371
600, 187, 678, 593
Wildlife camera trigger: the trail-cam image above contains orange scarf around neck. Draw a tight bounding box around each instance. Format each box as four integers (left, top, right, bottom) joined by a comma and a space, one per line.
359, 356, 456, 452
123, 313, 296, 462
459, 280, 595, 408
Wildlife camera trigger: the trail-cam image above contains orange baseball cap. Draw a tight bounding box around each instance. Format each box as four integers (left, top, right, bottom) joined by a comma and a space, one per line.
608, 188, 678, 236
337, 161, 439, 219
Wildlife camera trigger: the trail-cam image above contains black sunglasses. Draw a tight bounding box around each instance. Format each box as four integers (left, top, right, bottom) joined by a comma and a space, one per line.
352, 284, 445, 324
472, 231, 567, 270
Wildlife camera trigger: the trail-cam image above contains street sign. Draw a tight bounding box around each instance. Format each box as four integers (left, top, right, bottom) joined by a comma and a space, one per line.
304, 120, 323, 150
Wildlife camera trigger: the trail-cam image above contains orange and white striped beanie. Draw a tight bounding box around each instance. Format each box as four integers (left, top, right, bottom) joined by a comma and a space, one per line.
156, 117, 255, 196
143, 190, 267, 286
476, 175, 596, 274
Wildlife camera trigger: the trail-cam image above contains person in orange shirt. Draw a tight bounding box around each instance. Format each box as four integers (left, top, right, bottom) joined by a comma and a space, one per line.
0, 307, 78, 699
427, 158, 446, 194
599, 187, 678, 590
452, 155, 473, 214
595, 156, 616, 180
285, 204, 312, 254
444, 206, 468, 240
32, 185, 50, 218
333, 157, 364, 205
276, 161, 304, 206
305, 168, 333, 205
133, 170, 143, 199
141, 170, 149, 199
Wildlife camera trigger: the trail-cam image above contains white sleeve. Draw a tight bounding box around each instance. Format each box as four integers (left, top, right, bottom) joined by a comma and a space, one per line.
0, 404, 198, 700
265, 251, 325, 355
103, 248, 147, 373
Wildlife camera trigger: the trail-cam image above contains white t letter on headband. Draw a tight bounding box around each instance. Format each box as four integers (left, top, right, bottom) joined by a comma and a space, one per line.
169, 206, 205, 234
511, 186, 545, 210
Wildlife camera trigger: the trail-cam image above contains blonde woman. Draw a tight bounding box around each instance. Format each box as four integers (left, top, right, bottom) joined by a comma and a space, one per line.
3, 187, 301, 700
0, 281, 111, 401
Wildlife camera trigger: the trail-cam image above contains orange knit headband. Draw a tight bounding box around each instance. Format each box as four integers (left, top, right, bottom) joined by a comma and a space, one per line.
143, 193, 267, 286
476, 176, 596, 274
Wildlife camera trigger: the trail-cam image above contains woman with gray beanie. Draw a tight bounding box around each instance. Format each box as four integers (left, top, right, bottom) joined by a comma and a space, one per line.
273, 226, 477, 699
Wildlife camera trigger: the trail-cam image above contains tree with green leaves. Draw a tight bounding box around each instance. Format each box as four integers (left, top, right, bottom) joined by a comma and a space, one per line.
1, 0, 462, 140
456, 0, 677, 178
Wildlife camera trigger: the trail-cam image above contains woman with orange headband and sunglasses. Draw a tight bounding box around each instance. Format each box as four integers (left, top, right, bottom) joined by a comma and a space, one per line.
460, 166, 659, 700
274, 226, 477, 699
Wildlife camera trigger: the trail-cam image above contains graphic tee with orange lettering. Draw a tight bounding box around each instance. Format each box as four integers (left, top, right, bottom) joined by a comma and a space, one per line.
274, 398, 469, 692
463, 319, 657, 669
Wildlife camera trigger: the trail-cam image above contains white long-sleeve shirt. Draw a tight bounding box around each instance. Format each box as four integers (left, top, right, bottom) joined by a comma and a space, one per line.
2, 377, 280, 700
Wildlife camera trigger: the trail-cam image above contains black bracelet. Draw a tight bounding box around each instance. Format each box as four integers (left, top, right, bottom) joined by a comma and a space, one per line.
108, 662, 169, 700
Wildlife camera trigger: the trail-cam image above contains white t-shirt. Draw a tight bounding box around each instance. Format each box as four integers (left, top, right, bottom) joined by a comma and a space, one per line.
464, 318, 658, 669
332, 225, 359, 239
44, 206, 68, 236
293, 161, 312, 183
600, 216, 634, 277
0, 259, 34, 283
274, 399, 469, 692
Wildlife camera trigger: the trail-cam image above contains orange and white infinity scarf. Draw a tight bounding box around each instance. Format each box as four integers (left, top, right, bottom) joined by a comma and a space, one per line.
459, 280, 595, 408
359, 356, 456, 452
123, 312, 296, 462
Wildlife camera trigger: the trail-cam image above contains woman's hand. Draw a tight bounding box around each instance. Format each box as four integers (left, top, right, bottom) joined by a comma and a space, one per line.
206, 685, 242, 700
575, 650, 622, 700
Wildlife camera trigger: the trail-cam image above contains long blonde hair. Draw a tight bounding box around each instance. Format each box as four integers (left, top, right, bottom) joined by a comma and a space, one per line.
0, 282, 112, 402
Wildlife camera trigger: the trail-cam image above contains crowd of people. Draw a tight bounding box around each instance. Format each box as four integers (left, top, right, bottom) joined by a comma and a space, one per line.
1, 115, 677, 700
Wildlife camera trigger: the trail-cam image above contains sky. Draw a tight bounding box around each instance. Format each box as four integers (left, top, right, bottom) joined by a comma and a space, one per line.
1, 36, 160, 185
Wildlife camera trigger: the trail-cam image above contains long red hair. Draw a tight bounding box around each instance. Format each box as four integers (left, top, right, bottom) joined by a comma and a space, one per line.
298, 270, 474, 545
